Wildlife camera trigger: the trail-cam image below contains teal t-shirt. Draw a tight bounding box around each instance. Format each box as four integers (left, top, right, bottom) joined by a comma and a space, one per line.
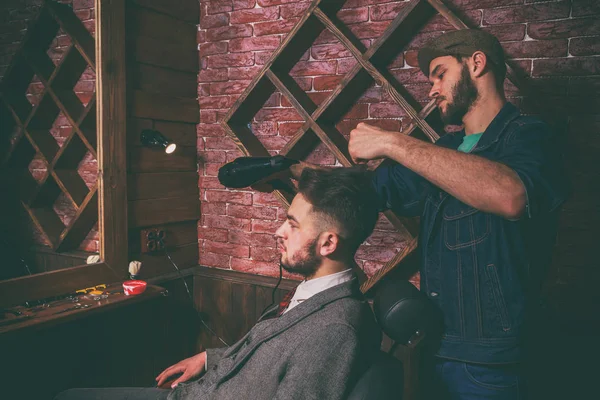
457, 132, 483, 153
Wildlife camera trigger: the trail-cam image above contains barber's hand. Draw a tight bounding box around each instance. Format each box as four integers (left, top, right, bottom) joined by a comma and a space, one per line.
155, 351, 207, 389
348, 122, 394, 163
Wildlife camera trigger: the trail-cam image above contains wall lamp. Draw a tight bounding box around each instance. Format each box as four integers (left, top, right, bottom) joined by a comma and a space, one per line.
140, 129, 177, 154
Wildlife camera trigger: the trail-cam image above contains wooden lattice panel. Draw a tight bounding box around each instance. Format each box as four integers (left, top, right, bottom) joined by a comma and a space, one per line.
0, 0, 97, 252
221, 0, 521, 293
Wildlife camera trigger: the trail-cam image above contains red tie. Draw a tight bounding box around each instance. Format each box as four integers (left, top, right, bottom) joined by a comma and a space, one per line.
277, 287, 297, 317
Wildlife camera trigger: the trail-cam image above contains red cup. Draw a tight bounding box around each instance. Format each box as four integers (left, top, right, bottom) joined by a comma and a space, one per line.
123, 280, 147, 296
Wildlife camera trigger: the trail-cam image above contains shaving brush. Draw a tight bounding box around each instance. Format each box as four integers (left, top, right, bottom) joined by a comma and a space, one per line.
128, 260, 142, 280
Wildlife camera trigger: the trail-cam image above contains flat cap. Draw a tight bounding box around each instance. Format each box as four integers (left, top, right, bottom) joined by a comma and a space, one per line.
417, 29, 506, 78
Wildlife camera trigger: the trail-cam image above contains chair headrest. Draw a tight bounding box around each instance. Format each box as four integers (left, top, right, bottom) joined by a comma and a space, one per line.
373, 279, 437, 345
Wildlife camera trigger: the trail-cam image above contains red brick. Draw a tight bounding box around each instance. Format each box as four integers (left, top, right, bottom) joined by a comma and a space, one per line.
529, 17, 600, 40
251, 246, 279, 262
210, 80, 251, 95
228, 204, 278, 220
206, 240, 250, 258
197, 123, 227, 138
338, 7, 369, 24
572, 0, 600, 17
337, 58, 358, 74
365, 229, 409, 246
311, 43, 352, 60
280, 3, 311, 19
253, 192, 282, 206
341, 103, 368, 120
443, 0, 524, 11
370, 2, 408, 22
204, 214, 251, 231
422, 10, 482, 32
357, 87, 383, 103
201, 13, 229, 29
289, 60, 337, 76
198, 29, 207, 44
207, 0, 233, 14
229, 36, 280, 52
254, 19, 299, 36
570, 36, 600, 56
252, 220, 282, 233
370, 102, 407, 118
201, 202, 227, 215
73, 0, 94, 10
278, 122, 304, 136
290, 76, 312, 91
481, 24, 526, 42
200, 251, 230, 268
249, 121, 277, 136
264, 92, 281, 107
206, 190, 252, 205
306, 143, 337, 165
203, 163, 221, 176
200, 110, 218, 124
208, 52, 254, 68
362, 260, 384, 278
503, 39, 568, 59
314, 29, 338, 45
226, 149, 245, 162
199, 96, 235, 109
231, 6, 279, 24
391, 68, 429, 84
207, 25, 253, 42
205, 137, 238, 150
258, 0, 300, 6
228, 66, 262, 80
198, 68, 228, 83
255, 107, 303, 122
484, 1, 570, 25
313, 75, 343, 91
199, 175, 224, 189
533, 57, 600, 77
230, 257, 280, 277
306, 91, 331, 106
229, 231, 277, 247
259, 135, 290, 151
255, 50, 275, 65
348, 21, 390, 40
200, 150, 227, 163
198, 227, 229, 242
200, 42, 228, 59
234, 0, 256, 10
355, 245, 398, 263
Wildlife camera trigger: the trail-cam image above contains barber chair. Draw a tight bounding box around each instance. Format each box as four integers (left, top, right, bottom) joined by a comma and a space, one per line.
348, 279, 440, 400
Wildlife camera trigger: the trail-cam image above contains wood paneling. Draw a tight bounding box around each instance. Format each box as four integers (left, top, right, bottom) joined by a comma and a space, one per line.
128, 119, 197, 147
131, 0, 199, 24
128, 172, 198, 200
131, 35, 198, 73
128, 5, 197, 48
129, 63, 197, 98
129, 196, 200, 228
129, 220, 198, 253
138, 242, 199, 277
131, 90, 200, 123
129, 146, 197, 173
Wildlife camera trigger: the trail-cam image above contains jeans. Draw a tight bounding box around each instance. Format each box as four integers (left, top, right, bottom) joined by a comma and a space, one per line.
425, 359, 526, 400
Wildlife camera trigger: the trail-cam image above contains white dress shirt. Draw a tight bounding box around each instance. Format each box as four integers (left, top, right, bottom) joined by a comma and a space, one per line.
283, 268, 354, 314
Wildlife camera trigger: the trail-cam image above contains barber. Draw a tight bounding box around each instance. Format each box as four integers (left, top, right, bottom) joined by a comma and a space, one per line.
345, 29, 569, 399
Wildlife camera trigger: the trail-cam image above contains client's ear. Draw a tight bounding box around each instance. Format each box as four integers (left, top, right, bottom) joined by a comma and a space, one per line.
318, 231, 339, 257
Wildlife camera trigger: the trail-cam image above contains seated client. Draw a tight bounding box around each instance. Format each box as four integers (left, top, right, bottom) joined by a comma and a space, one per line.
56, 167, 382, 400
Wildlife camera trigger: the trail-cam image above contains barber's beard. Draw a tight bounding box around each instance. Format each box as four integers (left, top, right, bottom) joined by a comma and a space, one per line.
280, 239, 322, 279
440, 65, 479, 126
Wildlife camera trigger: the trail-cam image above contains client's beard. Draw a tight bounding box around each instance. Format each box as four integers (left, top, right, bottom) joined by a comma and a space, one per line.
280, 239, 321, 279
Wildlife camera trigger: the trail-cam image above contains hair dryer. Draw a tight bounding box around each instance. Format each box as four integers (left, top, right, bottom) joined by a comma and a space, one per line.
218, 155, 299, 189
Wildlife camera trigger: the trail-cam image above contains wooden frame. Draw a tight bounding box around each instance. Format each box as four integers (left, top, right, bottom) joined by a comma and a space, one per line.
0, 0, 128, 308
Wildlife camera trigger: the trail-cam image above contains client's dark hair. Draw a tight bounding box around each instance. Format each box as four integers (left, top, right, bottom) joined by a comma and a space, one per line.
297, 167, 379, 253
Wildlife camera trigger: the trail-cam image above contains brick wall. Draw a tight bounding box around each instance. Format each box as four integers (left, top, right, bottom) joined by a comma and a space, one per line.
0, 0, 98, 252
197, 0, 600, 306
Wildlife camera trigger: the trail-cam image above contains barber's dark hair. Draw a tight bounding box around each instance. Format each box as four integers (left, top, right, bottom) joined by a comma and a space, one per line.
297, 167, 379, 253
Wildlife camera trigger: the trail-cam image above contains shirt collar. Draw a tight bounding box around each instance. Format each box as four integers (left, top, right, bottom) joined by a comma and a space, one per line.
294, 268, 355, 300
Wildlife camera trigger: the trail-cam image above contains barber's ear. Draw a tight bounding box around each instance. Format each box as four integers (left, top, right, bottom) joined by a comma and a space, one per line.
471, 51, 487, 78
319, 232, 339, 257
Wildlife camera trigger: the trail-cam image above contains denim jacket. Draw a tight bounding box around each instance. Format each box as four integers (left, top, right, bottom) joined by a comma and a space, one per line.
373, 103, 570, 364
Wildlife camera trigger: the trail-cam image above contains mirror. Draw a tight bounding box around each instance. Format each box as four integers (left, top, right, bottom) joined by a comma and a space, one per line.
0, 0, 127, 308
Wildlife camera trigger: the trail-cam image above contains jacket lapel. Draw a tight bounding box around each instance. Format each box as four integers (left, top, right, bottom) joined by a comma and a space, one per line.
217, 278, 360, 383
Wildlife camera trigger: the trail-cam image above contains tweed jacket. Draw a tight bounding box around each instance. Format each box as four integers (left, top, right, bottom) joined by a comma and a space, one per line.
168, 278, 381, 400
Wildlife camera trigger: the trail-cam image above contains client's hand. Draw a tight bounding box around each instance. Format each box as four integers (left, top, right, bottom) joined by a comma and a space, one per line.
155, 351, 207, 389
